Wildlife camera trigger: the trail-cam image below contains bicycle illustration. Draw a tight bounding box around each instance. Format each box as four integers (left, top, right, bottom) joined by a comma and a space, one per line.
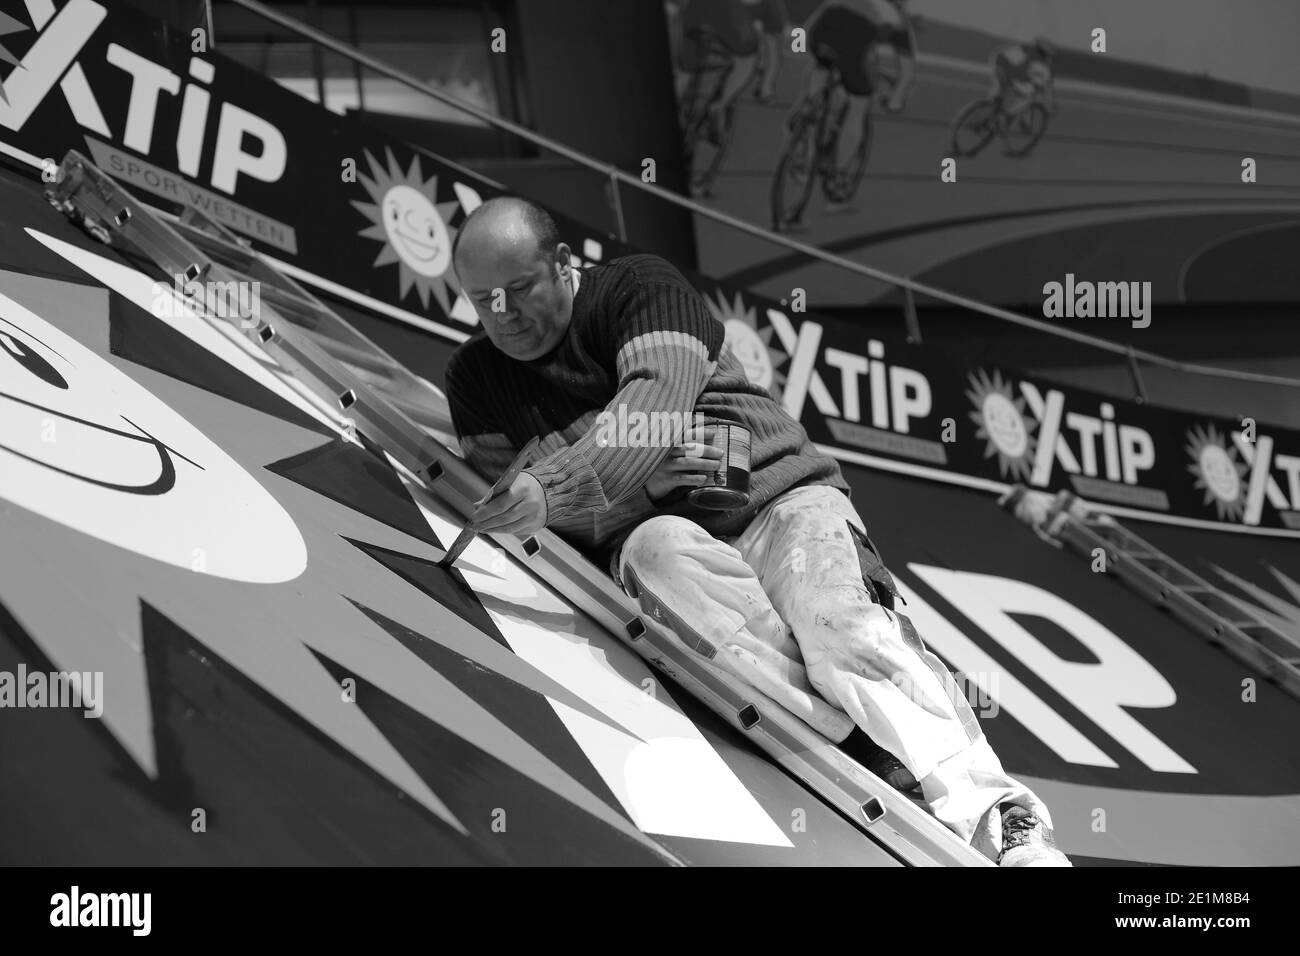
679, 30, 742, 198
950, 87, 1054, 158
770, 54, 887, 231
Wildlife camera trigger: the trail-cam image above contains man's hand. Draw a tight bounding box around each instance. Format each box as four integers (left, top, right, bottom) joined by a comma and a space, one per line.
471, 472, 548, 535
645, 426, 724, 502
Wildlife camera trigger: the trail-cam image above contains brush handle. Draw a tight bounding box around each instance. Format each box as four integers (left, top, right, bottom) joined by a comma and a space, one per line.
440, 436, 542, 567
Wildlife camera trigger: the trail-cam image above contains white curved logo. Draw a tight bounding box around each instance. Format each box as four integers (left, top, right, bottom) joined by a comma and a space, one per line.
0, 292, 306, 583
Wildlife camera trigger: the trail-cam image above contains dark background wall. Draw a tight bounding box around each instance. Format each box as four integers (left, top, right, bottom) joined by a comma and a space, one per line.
489, 0, 696, 262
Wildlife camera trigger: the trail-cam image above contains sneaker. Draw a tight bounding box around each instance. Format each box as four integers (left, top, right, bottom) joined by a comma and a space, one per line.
998, 803, 1072, 866
868, 749, 919, 792
841, 728, 919, 792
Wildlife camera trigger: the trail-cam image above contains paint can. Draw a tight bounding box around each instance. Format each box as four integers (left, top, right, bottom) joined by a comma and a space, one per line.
688, 418, 752, 510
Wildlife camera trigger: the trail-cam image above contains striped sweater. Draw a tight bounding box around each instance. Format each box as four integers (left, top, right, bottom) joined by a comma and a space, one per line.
444, 254, 850, 577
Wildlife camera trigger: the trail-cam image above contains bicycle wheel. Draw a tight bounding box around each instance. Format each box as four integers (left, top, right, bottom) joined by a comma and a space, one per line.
950, 98, 998, 158
1002, 103, 1049, 157
770, 105, 820, 230
822, 109, 873, 203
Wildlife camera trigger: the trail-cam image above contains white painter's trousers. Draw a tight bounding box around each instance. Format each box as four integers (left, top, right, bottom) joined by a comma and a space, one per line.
614, 483, 1053, 860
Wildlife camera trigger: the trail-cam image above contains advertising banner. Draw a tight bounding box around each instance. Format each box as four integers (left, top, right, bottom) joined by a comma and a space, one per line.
3, 0, 1297, 537
0, 0, 632, 337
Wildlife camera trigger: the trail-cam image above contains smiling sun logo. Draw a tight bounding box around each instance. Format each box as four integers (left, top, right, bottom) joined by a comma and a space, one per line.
1185, 422, 1249, 522
353, 149, 462, 313
703, 289, 788, 402
967, 368, 1037, 482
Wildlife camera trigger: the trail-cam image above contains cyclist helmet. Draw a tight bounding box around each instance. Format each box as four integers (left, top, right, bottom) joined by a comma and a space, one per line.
1032, 36, 1056, 61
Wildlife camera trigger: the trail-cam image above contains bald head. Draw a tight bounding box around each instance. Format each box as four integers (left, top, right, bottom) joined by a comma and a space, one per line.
453, 196, 575, 361
452, 196, 561, 276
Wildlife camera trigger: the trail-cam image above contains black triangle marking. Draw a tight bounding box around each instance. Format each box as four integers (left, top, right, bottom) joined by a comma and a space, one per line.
266, 436, 441, 548
137, 600, 488, 864
346, 595, 633, 817
312, 648, 672, 865
344, 537, 510, 648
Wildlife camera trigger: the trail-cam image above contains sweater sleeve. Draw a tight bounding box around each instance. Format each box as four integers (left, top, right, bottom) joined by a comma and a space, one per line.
446, 346, 659, 532
523, 264, 721, 522
444, 349, 520, 486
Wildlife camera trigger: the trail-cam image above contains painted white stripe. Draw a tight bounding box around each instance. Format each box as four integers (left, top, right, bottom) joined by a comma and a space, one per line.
248, 252, 470, 344
398, 471, 793, 847
18, 199, 477, 345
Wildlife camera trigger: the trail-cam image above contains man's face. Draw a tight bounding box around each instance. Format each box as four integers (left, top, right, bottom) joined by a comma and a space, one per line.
458, 240, 574, 361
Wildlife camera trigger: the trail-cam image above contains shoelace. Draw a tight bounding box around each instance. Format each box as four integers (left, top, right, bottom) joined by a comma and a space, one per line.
1002, 810, 1042, 849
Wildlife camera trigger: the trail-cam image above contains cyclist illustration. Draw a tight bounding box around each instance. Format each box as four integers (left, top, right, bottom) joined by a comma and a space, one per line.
951, 35, 1058, 158
669, 0, 789, 196
992, 35, 1058, 119
771, 0, 917, 229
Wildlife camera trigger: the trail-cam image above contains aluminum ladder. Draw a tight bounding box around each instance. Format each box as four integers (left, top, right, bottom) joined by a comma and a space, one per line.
1002, 485, 1300, 700
44, 149, 993, 866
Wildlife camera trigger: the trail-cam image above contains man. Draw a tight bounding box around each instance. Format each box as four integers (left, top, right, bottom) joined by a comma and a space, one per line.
991, 35, 1058, 118
793, 0, 917, 181
444, 195, 1069, 866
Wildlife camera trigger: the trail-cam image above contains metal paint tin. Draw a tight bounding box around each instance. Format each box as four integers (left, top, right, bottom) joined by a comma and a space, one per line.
688, 419, 752, 510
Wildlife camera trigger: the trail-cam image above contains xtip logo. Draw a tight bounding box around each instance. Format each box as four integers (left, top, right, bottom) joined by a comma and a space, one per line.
1187, 420, 1300, 526
50, 886, 151, 936
967, 369, 1156, 489
0, 0, 285, 197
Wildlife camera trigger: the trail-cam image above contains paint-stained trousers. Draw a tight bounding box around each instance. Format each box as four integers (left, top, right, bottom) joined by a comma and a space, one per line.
614, 483, 1052, 860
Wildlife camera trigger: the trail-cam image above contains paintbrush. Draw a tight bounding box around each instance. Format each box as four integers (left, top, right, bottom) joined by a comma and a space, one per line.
437, 436, 541, 569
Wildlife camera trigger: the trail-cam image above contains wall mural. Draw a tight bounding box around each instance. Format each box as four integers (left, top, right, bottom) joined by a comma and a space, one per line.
665, 0, 1300, 309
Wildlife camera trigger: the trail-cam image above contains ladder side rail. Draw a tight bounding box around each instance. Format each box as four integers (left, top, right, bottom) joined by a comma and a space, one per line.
1053, 518, 1300, 697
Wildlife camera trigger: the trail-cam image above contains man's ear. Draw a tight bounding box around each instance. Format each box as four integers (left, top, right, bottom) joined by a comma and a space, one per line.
554, 242, 573, 279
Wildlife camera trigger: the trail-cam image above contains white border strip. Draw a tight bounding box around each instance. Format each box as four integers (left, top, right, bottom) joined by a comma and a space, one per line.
817, 442, 1300, 540
0, 140, 48, 170
261, 252, 471, 344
